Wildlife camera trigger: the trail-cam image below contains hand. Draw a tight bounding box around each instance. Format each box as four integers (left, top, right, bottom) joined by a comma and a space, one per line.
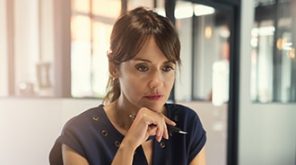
121, 107, 176, 150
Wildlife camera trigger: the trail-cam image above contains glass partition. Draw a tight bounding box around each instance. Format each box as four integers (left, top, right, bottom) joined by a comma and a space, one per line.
239, 1, 296, 164
251, 0, 296, 103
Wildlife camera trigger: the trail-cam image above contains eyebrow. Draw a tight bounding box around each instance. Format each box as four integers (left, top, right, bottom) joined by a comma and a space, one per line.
133, 58, 151, 62
133, 58, 176, 64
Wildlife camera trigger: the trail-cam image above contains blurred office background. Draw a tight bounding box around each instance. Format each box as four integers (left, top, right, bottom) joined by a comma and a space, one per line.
0, 0, 296, 165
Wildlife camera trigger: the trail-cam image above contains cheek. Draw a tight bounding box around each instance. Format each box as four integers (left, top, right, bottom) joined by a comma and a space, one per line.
165, 73, 175, 86
166, 80, 175, 92
120, 75, 144, 95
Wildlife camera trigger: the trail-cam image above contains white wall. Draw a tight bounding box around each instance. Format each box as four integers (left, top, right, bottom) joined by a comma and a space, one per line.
0, 0, 8, 96
239, 0, 296, 164
0, 98, 100, 165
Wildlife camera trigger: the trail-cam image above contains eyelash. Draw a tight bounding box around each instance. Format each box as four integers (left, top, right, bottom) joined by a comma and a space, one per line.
135, 64, 149, 72
162, 65, 175, 72
135, 64, 175, 72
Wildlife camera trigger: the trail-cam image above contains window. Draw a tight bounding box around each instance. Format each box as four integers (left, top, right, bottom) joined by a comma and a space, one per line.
174, 1, 232, 106
70, 0, 156, 98
251, 0, 296, 103
0, 0, 57, 97
71, 0, 121, 98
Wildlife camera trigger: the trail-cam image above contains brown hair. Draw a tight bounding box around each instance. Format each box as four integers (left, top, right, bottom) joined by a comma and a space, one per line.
103, 7, 181, 104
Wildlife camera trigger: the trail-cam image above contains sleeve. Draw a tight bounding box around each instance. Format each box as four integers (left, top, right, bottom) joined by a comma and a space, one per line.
58, 119, 87, 158
188, 112, 207, 163
49, 118, 87, 164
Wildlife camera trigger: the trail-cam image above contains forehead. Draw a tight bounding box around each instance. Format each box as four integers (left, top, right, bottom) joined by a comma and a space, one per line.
132, 37, 168, 62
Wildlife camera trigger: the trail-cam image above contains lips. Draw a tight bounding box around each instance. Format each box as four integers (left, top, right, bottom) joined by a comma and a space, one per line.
144, 95, 163, 100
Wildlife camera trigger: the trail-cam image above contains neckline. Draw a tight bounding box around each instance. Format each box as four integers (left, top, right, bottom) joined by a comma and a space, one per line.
98, 104, 125, 140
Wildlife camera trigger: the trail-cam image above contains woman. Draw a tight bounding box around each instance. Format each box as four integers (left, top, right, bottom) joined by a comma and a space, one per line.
50, 7, 206, 165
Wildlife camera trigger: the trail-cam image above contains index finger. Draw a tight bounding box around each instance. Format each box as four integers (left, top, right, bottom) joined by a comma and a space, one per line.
163, 115, 176, 126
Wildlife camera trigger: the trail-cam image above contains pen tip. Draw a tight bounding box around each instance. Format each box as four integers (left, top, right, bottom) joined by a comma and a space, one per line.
179, 131, 187, 134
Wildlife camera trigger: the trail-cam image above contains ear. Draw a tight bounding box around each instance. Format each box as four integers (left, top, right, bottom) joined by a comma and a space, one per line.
109, 62, 119, 78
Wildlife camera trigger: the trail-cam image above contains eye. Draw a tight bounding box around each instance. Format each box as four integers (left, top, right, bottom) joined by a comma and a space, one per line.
135, 63, 149, 72
162, 65, 175, 72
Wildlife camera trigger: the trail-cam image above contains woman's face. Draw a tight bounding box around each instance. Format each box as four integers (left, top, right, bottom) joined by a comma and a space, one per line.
117, 37, 176, 112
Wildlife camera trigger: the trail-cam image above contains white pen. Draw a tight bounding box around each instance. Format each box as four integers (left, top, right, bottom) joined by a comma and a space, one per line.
167, 125, 187, 135
129, 114, 187, 135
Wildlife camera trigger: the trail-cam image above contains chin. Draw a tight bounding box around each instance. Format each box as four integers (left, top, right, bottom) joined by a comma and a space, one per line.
142, 103, 165, 113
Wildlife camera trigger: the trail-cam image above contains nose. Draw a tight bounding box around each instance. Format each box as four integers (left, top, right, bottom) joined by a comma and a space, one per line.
148, 70, 163, 89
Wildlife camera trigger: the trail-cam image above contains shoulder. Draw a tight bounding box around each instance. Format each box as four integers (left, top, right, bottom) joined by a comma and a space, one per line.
166, 103, 199, 121
166, 103, 196, 113
166, 103, 205, 135
165, 103, 206, 162
63, 105, 103, 131
50, 105, 105, 163
59, 104, 106, 150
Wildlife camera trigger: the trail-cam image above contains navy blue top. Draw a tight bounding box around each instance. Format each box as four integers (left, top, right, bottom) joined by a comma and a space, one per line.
49, 104, 206, 165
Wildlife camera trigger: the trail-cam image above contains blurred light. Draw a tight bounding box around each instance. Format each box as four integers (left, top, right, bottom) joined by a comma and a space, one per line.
251, 37, 258, 47
194, 4, 215, 16
252, 26, 275, 36
283, 42, 292, 50
155, 2, 215, 19
205, 26, 213, 39
288, 48, 295, 59
155, 2, 193, 19
219, 26, 230, 38
276, 38, 284, 50
276, 38, 292, 50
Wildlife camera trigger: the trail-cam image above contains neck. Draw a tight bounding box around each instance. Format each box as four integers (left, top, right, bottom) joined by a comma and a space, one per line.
110, 98, 138, 131
117, 95, 139, 115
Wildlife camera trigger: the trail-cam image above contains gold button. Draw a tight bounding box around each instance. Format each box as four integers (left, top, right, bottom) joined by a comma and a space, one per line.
101, 130, 108, 136
92, 116, 99, 121
160, 142, 166, 149
114, 141, 121, 147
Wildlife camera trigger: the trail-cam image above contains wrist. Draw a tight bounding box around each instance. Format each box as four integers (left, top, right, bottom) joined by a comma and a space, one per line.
112, 140, 136, 165
119, 139, 137, 153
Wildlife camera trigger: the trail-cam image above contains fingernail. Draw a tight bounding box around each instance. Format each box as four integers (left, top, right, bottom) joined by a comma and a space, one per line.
157, 136, 161, 142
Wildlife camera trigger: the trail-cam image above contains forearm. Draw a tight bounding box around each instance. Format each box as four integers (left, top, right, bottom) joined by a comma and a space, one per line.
190, 147, 206, 165
112, 142, 136, 165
